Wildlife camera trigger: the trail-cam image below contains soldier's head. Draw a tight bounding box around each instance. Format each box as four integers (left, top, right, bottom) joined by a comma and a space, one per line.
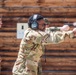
28, 14, 46, 31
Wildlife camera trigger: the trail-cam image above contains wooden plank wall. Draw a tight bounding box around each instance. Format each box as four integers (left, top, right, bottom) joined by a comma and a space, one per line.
0, 0, 76, 75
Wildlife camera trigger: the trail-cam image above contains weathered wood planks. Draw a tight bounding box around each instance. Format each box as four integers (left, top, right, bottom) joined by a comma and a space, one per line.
0, 0, 76, 75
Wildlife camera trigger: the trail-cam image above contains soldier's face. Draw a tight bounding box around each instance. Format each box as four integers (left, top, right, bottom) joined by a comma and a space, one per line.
0, 18, 2, 28
38, 19, 46, 31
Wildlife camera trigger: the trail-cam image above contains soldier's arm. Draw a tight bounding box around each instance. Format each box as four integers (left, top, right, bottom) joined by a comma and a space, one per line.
45, 28, 75, 44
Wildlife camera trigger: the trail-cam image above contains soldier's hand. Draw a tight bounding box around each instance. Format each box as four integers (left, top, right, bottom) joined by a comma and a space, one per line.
73, 22, 76, 27
60, 25, 70, 31
73, 28, 76, 34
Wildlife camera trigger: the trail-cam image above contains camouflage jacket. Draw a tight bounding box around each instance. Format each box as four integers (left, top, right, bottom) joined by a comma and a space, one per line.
12, 27, 74, 75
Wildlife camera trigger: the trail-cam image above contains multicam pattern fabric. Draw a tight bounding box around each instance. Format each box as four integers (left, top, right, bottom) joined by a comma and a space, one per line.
12, 27, 74, 75
45, 27, 74, 44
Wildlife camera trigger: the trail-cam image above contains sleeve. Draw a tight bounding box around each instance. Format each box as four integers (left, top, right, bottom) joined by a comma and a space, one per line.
45, 27, 65, 44
45, 27, 60, 33
53, 30, 74, 43
66, 30, 74, 38
45, 31, 66, 44
45, 27, 74, 44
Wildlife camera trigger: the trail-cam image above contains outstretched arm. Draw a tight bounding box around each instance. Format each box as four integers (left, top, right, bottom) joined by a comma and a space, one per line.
45, 26, 76, 44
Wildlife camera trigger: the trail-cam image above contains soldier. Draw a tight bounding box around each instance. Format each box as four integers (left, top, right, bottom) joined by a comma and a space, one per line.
12, 14, 76, 75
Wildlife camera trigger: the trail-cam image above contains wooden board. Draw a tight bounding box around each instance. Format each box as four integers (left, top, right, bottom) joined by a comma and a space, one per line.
0, 0, 76, 75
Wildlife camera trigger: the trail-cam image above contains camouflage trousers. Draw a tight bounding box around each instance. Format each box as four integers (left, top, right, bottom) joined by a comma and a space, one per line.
12, 60, 42, 75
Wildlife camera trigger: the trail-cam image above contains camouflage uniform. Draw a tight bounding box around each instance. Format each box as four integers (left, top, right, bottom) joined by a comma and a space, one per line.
12, 27, 74, 75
